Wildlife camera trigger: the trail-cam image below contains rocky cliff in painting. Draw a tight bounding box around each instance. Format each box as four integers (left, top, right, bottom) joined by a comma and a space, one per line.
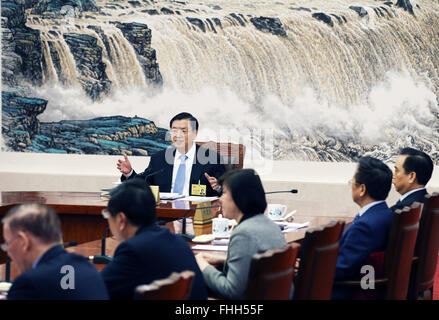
2, 91, 170, 154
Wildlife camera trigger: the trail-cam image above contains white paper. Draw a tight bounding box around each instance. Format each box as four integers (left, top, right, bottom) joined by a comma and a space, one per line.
192, 245, 228, 251
181, 196, 219, 202
281, 221, 310, 233
160, 192, 185, 200
212, 239, 229, 246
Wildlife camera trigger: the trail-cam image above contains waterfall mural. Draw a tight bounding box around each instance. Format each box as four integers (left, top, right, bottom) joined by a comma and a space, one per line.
1, 0, 439, 162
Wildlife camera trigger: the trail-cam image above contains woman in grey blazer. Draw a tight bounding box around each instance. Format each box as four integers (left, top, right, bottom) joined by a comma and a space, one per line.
195, 169, 286, 299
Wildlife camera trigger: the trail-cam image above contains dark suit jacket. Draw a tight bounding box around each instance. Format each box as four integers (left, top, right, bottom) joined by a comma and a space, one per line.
122, 145, 226, 196
390, 188, 428, 211
101, 224, 208, 300
332, 201, 393, 299
7, 245, 109, 300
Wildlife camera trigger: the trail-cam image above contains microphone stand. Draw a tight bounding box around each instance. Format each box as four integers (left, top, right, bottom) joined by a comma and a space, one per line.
92, 227, 113, 264
265, 189, 298, 194
180, 205, 221, 242
4, 258, 11, 282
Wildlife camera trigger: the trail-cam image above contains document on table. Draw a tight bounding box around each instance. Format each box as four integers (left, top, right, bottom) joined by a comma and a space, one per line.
160, 193, 185, 200
280, 221, 310, 233
192, 245, 228, 251
181, 196, 219, 202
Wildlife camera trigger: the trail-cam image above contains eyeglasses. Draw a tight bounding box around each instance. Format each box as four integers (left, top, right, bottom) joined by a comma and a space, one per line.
0, 234, 20, 252
348, 179, 361, 186
101, 209, 110, 219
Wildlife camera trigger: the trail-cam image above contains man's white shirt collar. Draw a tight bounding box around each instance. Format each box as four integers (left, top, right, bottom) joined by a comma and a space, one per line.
175, 142, 196, 163
399, 187, 426, 202
359, 200, 386, 217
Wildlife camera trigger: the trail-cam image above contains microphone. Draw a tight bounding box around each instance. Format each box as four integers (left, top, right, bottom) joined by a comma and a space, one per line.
180, 204, 221, 242
140, 168, 165, 184
265, 189, 298, 194
4, 258, 11, 282
92, 227, 113, 264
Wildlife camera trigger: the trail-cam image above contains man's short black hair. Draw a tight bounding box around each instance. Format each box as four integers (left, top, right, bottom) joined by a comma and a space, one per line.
169, 112, 199, 131
107, 179, 157, 227
355, 156, 392, 201
399, 147, 434, 185
2, 203, 62, 244
218, 169, 267, 218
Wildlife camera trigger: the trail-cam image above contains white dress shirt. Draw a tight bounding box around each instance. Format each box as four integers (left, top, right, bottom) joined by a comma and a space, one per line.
171, 143, 196, 196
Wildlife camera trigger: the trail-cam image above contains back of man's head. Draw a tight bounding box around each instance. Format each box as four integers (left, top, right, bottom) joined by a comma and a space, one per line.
356, 156, 393, 201
2, 203, 62, 245
108, 179, 157, 227
399, 147, 434, 186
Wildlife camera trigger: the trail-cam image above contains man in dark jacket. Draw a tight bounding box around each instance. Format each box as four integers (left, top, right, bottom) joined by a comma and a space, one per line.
391, 147, 434, 211
117, 112, 226, 196
333, 157, 394, 299
2, 203, 109, 300
101, 179, 208, 299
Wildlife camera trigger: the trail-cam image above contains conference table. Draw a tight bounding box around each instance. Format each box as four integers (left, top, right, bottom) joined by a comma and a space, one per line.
0, 190, 354, 282
0, 191, 222, 263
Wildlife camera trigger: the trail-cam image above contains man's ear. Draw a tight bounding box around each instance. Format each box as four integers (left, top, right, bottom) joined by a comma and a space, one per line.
18, 231, 30, 252
359, 184, 367, 197
116, 212, 128, 231
408, 171, 417, 184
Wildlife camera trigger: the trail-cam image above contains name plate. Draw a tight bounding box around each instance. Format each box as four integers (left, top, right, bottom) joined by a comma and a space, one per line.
193, 201, 213, 225
149, 185, 160, 204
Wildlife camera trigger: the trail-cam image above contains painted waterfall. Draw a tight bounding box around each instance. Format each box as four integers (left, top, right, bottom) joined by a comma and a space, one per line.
2, 0, 439, 162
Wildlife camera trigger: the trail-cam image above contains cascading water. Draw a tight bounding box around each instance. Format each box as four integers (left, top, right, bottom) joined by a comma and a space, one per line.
14, 0, 439, 161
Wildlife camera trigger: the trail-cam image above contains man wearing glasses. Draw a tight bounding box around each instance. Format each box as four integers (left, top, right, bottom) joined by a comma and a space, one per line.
1, 203, 109, 299
117, 112, 226, 196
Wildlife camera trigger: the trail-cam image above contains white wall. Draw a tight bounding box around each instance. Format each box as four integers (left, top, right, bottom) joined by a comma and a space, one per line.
1, 151, 439, 216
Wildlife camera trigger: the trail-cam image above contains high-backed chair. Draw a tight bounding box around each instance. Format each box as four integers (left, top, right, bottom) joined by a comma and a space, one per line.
407, 193, 439, 299
196, 141, 245, 170
334, 202, 423, 300
134, 270, 194, 300
293, 220, 345, 300
245, 243, 300, 300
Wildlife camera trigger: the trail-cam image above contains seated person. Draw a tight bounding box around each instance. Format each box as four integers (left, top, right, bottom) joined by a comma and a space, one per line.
101, 179, 207, 299
195, 169, 286, 299
332, 156, 393, 299
117, 112, 226, 196
2, 203, 109, 300
391, 147, 434, 211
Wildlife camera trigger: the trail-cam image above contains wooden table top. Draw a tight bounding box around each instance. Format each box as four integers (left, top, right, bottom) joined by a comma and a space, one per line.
0, 191, 219, 219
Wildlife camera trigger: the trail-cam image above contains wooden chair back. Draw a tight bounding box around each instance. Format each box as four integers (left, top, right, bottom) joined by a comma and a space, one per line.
407, 193, 439, 299
134, 270, 195, 300
196, 141, 245, 170
294, 220, 345, 300
384, 202, 422, 299
245, 243, 300, 300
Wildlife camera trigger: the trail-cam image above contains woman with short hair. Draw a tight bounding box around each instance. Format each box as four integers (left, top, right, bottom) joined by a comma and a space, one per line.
195, 169, 286, 299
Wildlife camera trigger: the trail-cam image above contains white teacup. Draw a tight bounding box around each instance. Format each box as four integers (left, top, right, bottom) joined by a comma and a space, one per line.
267, 204, 287, 220
212, 214, 229, 237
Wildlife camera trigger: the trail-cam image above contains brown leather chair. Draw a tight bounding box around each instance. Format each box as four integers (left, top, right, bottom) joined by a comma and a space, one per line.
134, 270, 194, 300
293, 220, 345, 300
334, 202, 423, 300
196, 141, 245, 170
245, 243, 300, 300
407, 193, 439, 299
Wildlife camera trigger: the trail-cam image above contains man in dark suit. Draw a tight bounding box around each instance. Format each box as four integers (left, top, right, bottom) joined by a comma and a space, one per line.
391, 147, 434, 211
117, 112, 226, 196
101, 179, 208, 299
2, 203, 109, 300
332, 157, 393, 299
